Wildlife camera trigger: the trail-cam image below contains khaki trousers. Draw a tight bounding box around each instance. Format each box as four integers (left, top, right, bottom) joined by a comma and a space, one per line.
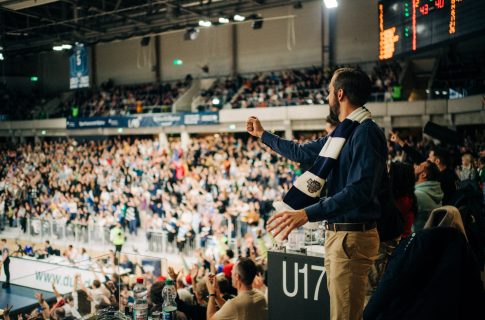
324, 228, 379, 320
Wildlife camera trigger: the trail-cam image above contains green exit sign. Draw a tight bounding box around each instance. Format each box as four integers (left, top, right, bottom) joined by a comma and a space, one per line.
173, 59, 183, 66
30, 76, 39, 82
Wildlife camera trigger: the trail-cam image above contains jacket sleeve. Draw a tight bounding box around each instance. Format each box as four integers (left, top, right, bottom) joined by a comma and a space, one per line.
304, 125, 386, 221
261, 131, 327, 165
402, 144, 426, 165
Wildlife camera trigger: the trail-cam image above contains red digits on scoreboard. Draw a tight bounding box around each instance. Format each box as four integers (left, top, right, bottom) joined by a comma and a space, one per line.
420, 4, 429, 15
435, 0, 444, 9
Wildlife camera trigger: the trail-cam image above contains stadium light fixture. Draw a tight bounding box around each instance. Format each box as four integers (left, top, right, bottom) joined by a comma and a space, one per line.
61, 44, 72, 50
219, 17, 230, 24
324, 0, 338, 9
52, 45, 63, 51
184, 28, 200, 40
199, 20, 212, 27
234, 14, 246, 22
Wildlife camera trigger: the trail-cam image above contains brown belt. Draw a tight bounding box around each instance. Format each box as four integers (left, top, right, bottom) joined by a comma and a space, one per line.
325, 221, 377, 232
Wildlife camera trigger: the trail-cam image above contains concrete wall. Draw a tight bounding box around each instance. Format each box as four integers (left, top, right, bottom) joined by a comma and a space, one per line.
237, 0, 322, 73
96, 38, 157, 84
3, 95, 484, 137
334, 0, 378, 64
160, 25, 233, 81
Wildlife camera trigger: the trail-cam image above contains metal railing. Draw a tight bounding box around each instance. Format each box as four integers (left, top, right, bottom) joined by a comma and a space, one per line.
22, 218, 200, 255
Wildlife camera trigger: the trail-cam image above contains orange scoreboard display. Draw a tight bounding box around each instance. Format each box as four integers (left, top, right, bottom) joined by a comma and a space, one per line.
378, 0, 485, 60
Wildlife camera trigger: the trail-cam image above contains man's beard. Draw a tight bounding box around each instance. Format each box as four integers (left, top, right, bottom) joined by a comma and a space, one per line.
329, 94, 340, 123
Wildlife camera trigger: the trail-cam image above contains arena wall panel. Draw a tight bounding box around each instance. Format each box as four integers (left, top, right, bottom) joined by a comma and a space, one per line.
161, 25, 233, 81
334, 0, 378, 64
237, 1, 322, 73
96, 38, 157, 84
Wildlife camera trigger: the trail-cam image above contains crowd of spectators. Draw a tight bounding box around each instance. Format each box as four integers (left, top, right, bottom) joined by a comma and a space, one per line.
0, 134, 301, 257
60, 76, 192, 118
1, 239, 268, 320
193, 63, 402, 112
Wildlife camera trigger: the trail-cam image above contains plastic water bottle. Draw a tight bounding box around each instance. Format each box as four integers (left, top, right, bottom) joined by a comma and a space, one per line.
162, 279, 177, 320
133, 277, 148, 320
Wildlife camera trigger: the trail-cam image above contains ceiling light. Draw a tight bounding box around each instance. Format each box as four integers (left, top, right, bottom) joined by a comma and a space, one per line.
234, 14, 245, 22
212, 98, 220, 105
0, 53, 4, 61
324, 0, 338, 9
184, 28, 200, 41
61, 44, 72, 50
52, 46, 63, 51
219, 17, 230, 24
199, 20, 212, 27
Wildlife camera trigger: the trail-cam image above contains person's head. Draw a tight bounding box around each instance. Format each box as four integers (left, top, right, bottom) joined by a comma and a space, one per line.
45, 240, 50, 246
231, 257, 257, 290
428, 148, 450, 170
390, 162, 415, 198
325, 115, 339, 135
226, 249, 234, 260
461, 153, 473, 167
0, 238, 6, 248
149, 281, 165, 306
414, 161, 440, 183
479, 157, 485, 169
92, 279, 101, 289
55, 308, 66, 319
328, 68, 372, 121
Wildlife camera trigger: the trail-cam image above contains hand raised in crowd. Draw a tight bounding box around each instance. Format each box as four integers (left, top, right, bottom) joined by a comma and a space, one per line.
206, 273, 220, 296
390, 130, 405, 147
266, 209, 309, 240
2, 304, 13, 320
168, 266, 180, 281
246, 116, 264, 138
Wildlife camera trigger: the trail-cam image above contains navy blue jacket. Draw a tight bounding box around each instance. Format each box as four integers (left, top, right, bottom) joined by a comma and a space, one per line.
261, 119, 387, 223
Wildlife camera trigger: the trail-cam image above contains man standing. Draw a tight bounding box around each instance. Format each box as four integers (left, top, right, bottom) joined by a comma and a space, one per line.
0, 238, 10, 288
248, 68, 386, 320
110, 222, 125, 253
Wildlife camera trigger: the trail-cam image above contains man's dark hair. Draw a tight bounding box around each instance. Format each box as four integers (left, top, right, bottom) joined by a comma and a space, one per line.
333, 68, 372, 106
424, 161, 441, 182
432, 148, 450, 167
149, 281, 165, 306
325, 115, 339, 128
226, 249, 234, 259
235, 258, 257, 286
1, 239, 6, 243
93, 279, 101, 288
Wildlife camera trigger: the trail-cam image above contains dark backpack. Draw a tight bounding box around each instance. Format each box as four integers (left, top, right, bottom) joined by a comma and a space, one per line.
377, 171, 405, 242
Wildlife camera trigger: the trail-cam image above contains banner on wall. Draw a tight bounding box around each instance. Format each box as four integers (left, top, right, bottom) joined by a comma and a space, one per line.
0, 257, 113, 294
66, 112, 219, 129
69, 43, 89, 89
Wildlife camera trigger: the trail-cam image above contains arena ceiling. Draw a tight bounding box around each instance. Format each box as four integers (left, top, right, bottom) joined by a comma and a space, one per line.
1, 0, 315, 55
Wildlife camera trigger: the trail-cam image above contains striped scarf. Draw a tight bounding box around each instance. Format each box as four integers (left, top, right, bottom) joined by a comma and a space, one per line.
275, 107, 372, 212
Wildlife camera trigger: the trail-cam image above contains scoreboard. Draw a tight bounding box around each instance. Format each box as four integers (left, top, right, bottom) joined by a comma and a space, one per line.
378, 0, 485, 60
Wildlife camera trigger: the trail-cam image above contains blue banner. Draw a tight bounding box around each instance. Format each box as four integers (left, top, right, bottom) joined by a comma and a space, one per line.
66, 112, 219, 129
69, 43, 89, 89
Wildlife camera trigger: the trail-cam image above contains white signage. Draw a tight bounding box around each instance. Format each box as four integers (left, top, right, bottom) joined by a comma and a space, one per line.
0, 257, 107, 294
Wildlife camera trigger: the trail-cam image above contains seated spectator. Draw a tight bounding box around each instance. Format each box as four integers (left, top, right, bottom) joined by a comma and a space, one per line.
414, 161, 444, 231
456, 153, 479, 187
50, 274, 82, 319
206, 257, 268, 320
390, 162, 416, 238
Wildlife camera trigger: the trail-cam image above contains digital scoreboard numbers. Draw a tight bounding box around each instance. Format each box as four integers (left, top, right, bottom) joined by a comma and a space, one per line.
378, 0, 485, 60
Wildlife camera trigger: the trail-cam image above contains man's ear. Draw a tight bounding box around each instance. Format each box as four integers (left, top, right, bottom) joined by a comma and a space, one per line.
337, 88, 344, 101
